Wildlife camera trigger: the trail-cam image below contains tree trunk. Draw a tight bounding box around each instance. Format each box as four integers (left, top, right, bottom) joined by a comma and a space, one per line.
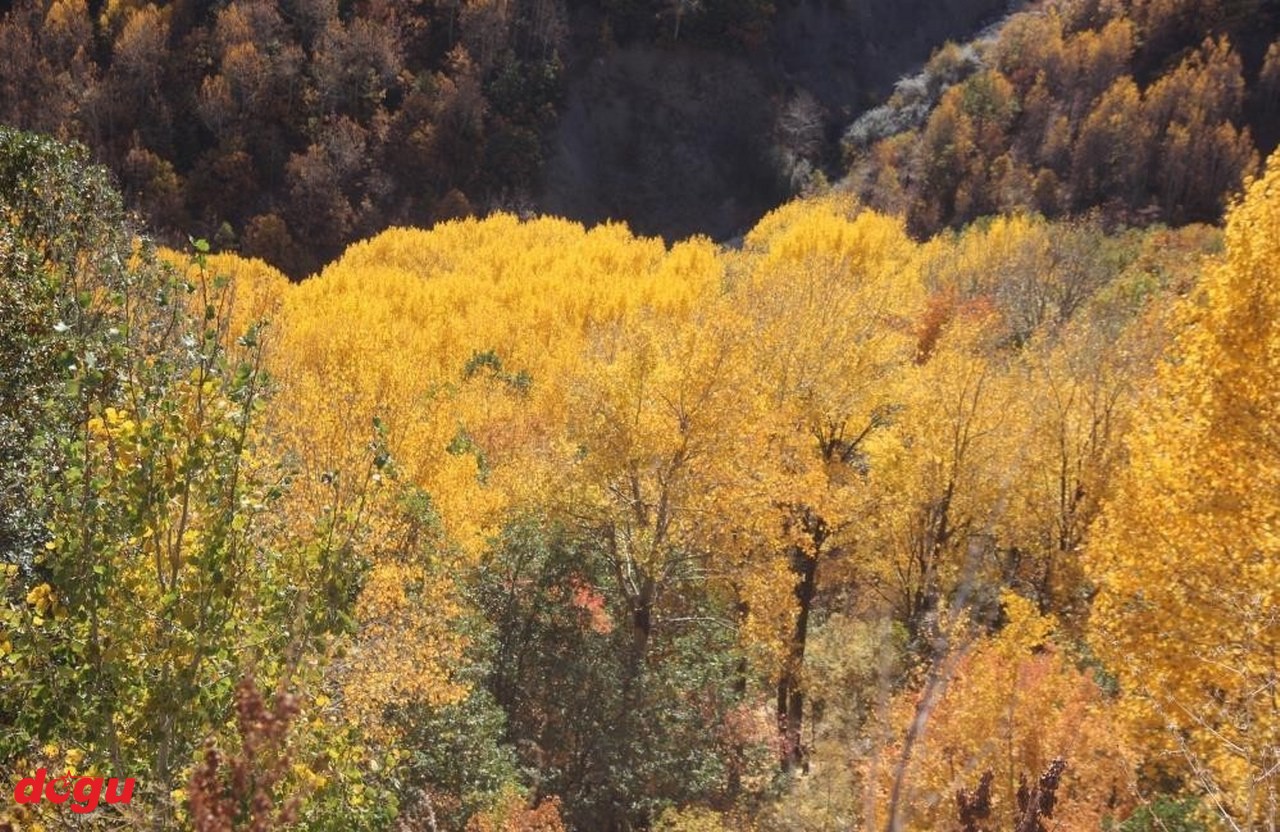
777, 545, 818, 772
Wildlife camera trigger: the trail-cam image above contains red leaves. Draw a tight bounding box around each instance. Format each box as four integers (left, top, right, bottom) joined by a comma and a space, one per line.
187, 676, 302, 832
568, 576, 614, 635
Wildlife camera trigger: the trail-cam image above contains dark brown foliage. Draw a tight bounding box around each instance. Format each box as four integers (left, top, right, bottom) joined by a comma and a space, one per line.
954, 759, 1067, 832
0, 0, 1037, 276
187, 676, 302, 832
0, 0, 568, 277
955, 770, 993, 832
1015, 758, 1068, 832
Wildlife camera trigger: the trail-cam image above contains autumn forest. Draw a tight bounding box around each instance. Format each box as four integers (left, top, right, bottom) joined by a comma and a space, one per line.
2, 0, 1280, 828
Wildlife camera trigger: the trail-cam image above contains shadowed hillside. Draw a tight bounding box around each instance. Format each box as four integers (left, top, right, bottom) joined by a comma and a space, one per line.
0, 0, 1009, 273
539, 0, 1013, 240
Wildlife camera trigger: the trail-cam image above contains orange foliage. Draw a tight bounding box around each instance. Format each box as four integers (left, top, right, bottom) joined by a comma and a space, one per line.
872, 595, 1134, 831
466, 788, 566, 832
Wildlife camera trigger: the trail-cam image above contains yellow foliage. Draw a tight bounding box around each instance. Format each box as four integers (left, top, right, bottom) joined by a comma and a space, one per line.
158, 248, 291, 360
653, 805, 749, 832
266, 215, 719, 559
874, 593, 1134, 831
1085, 151, 1280, 826
859, 308, 1024, 634
342, 560, 470, 738
730, 199, 926, 662
464, 785, 566, 832
163, 191, 1248, 824
205, 215, 729, 741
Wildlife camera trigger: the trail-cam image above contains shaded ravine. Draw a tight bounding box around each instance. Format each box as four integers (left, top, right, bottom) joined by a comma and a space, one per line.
538, 0, 1022, 243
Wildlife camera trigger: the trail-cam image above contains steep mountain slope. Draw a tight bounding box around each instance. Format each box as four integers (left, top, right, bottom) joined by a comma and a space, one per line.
0, 0, 1008, 275
840, 0, 1280, 234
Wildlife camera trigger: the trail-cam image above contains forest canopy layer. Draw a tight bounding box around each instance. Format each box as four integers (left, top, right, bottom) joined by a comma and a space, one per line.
3, 122, 1280, 831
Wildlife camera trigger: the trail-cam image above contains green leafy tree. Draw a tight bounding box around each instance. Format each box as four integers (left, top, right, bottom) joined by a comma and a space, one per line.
477, 519, 763, 830
0, 129, 310, 827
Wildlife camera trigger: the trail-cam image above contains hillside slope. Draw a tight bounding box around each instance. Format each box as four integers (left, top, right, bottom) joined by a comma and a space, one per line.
0, 0, 1006, 274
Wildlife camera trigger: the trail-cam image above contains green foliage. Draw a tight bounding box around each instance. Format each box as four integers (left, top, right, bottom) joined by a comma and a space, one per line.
477, 519, 763, 830
397, 686, 525, 829
464, 349, 533, 395
1, 128, 162, 773
0, 128, 336, 829
1, 238, 283, 811
1113, 796, 1208, 832
0, 127, 132, 574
